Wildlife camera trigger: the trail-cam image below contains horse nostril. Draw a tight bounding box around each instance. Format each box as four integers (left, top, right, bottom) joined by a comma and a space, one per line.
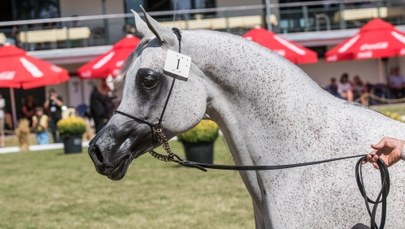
93, 145, 104, 163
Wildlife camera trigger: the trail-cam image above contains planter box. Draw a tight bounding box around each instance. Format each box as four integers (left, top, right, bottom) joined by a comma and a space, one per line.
62, 135, 83, 154
182, 141, 214, 164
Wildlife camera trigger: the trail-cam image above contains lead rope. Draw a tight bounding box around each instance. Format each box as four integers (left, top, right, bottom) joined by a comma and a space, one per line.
145, 27, 390, 228
355, 158, 390, 229
150, 128, 390, 228
149, 126, 208, 171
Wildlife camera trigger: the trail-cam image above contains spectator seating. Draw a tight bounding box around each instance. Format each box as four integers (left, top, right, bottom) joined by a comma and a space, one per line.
160, 15, 278, 30
18, 27, 91, 46
334, 6, 405, 22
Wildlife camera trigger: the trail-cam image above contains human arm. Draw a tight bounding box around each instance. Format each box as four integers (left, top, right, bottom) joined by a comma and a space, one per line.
51, 95, 63, 107
32, 116, 38, 128
39, 116, 48, 129
21, 105, 34, 118
43, 100, 49, 110
366, 137, 405, 169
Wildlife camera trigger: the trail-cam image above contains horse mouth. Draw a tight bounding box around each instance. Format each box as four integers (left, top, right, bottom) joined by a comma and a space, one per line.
89, 145, 133, 181
106, 157, 131, 180
88, 122, 156, 181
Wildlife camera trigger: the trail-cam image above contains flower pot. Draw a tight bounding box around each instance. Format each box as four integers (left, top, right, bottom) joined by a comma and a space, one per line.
62, 135, 83, 154
182, 141, 214, 164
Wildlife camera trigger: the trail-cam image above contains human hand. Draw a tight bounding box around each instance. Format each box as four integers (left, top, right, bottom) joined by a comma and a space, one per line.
366, 137, 404, 169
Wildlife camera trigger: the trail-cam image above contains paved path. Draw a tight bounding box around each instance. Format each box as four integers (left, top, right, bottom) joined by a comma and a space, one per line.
0, 141, 91, 154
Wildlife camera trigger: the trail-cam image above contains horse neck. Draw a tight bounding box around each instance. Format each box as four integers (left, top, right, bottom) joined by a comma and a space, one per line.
183, 30, 324, 108
183, 30, 327, 164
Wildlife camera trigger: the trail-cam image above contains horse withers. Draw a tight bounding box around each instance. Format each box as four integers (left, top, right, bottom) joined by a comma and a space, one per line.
88, 10, 405, 228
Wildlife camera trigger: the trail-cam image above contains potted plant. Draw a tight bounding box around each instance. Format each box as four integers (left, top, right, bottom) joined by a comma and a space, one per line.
178, 120, 220, 164
57, 115, 86, 154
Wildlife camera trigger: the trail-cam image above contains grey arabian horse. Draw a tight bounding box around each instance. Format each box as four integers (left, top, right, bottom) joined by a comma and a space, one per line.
88, 10, 405, 228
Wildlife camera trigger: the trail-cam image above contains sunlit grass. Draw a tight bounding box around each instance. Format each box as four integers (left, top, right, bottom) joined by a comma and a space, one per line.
371, 103, 405, 116
0, 139, 253, 229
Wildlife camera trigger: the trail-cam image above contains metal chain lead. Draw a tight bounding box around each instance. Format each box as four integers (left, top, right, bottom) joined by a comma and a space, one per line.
148, 126, 207, 171
149, 126, 177, 162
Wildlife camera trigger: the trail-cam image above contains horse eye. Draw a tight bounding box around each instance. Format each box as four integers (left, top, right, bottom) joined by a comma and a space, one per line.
142, 75, 158, 89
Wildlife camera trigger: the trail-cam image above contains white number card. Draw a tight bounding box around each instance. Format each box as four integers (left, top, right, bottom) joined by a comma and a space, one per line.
163, 49, 191, 81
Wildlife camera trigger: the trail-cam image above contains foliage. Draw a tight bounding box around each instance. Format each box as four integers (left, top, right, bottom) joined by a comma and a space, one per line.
57, 115, 86, 136
381, 111, 404, 123
178, 120, 219, 143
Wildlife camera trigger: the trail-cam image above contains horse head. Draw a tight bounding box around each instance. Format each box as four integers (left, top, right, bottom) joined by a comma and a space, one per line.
88, 9, 208, 180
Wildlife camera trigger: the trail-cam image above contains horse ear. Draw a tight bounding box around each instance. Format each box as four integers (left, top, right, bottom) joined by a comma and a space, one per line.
140, 6, 173, 44
131, 9, 151, 38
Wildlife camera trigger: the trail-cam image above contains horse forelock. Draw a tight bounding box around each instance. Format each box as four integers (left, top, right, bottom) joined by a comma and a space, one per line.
119, 37, 162, 77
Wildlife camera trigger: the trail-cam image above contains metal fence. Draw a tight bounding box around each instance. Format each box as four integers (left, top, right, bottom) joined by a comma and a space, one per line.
0, 0, 404, 51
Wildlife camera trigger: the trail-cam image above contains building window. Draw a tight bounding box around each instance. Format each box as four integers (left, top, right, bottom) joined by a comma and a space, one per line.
124, 0, 216, 13
1, 0, 60, 21
124, 0, 147, 13
15, 0, 60, 20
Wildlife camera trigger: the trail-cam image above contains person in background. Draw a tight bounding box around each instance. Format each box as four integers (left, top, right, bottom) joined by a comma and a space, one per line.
21, 95, 36, 126
44, 89, 63, 143
90, 82, 112, 134
352, 75, 369, 105
0, 94, 5, 147
388, 67, 405, 98
352, 75, 364, 98
324, 77, 339, 97
32, 107, 49, 145
338, 73, 354, 102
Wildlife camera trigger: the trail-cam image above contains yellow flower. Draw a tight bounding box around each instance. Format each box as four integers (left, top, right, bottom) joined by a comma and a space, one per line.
381, 111, 404, 123
178, 120, 219, 143
57, 116, 87, 136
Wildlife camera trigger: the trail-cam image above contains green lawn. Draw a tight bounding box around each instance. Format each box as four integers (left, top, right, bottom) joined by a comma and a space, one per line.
0, 140, 253, 229
371, 103, 405, 116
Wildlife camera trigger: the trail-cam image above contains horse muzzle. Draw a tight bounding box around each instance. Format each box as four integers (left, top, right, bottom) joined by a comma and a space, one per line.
88, 121, 154, 180
89, 145, 131, 180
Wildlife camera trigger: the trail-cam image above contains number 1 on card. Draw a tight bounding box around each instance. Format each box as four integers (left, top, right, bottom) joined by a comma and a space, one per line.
163, 50, 192, 81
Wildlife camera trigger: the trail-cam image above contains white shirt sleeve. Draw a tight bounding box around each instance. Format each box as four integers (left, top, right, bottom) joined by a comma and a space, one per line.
0, 98, 5, 109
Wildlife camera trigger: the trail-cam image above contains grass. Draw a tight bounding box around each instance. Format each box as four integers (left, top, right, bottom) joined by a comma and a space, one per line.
0, 139, 253, 229
370, 103, 405, 116
4, 103, 401, 229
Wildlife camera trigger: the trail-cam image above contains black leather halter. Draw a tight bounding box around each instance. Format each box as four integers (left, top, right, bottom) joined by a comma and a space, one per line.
114, 27, 182, 139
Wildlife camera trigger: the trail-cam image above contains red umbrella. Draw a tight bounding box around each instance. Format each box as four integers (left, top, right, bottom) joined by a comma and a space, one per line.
0, 44, 69, 89
77, 34, 141, 78
0, 43, 69, 126
325, 18, 405, 62
242, 27, 318, 64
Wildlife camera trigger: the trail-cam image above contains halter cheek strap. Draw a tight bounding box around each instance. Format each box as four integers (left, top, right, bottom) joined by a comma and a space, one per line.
114, 27, 183, 141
